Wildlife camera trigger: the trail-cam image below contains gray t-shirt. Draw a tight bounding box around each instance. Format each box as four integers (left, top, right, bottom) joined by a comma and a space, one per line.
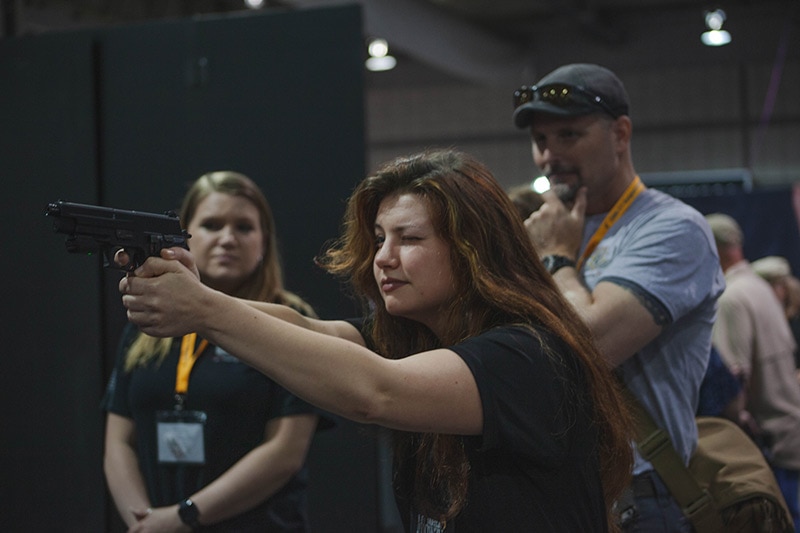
581, 188, 725, 473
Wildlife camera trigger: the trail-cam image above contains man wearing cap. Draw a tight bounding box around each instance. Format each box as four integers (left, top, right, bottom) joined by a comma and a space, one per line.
514, 63, 726, 532
707, 213, 800, 530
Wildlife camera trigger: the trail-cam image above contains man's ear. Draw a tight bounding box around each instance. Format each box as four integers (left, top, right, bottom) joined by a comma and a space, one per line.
612, 115, 633, 149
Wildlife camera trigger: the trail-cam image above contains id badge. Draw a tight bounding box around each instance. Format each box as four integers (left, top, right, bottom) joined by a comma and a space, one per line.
156, 410, 207, 464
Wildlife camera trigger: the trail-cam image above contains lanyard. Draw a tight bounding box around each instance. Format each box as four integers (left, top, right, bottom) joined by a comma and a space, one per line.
576, 175, 645, 272
176, 333, 208, 396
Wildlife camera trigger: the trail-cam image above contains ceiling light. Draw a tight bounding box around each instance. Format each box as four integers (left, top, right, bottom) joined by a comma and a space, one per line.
701, 30, 732, 46
368, 39, 389, 58
366, 38, 396, 72
701, 9, 731, 47
366, 56, 397, 72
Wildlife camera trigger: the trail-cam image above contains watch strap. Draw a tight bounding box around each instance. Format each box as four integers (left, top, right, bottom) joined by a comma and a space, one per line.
178, 498, 201, 530
542, 254, 576, 275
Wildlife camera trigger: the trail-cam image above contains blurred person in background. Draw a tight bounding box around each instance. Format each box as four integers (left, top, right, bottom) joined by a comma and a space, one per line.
708, 213, 800, 531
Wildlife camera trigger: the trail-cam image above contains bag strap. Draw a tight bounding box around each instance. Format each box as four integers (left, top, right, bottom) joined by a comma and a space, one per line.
623, 388, 726, 532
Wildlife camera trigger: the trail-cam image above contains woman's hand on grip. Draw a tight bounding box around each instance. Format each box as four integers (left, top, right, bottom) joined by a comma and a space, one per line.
119, 247, 206, 338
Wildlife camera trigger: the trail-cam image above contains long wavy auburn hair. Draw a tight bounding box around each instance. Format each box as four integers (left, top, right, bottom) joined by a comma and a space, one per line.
318, 149, 633, 528
124, 171, 314, 370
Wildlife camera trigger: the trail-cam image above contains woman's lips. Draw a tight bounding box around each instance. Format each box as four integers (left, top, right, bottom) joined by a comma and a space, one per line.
381, 277, 407, 293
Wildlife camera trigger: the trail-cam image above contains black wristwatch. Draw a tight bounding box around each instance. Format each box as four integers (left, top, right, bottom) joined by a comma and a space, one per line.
542, 254, 576, 275
178, 498, 202, 530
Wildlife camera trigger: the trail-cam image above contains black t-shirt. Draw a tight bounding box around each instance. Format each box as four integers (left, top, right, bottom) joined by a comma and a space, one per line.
102, 324, 332, 532
394, 325, 607, 533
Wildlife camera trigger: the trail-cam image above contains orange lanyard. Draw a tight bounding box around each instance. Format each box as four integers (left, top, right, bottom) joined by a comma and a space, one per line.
176, 333, 208, 395
576, 176, 645, 271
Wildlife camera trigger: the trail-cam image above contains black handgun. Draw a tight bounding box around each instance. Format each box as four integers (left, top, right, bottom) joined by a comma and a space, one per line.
46, 200, 190, 271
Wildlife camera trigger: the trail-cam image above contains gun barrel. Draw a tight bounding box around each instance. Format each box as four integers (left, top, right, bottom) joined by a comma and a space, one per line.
47, 200, 182, 229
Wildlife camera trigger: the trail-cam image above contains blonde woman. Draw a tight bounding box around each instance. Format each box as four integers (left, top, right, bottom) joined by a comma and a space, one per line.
103, 171, 324, 532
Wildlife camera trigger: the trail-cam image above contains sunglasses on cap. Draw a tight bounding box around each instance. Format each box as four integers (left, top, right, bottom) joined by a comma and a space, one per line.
512, 83, 620, 118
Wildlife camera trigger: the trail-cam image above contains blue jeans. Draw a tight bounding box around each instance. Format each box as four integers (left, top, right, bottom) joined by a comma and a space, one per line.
772, 466, 800, 532
620, 471, 693, 533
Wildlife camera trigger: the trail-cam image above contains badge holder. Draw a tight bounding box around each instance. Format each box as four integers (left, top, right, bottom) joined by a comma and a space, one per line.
157, 333, 209, 465
157, 394, 207, 464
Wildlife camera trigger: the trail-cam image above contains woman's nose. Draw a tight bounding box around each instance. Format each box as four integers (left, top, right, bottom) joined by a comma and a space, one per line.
374, 242, 397, 268
218, 225, 237, 244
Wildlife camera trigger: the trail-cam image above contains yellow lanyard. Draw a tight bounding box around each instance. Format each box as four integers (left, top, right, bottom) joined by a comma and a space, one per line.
576, 176, 645, 272
176, 333, 208, 395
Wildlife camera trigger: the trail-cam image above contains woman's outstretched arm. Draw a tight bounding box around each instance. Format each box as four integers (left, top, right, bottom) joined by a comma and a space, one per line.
121, 248, 482, 436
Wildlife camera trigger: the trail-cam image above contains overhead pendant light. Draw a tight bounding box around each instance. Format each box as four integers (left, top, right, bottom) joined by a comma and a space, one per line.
701, 9, 731, 47
366, 38, 397, 72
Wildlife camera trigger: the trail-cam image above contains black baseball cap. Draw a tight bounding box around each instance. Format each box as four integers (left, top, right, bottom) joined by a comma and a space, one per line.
512, 63, 630, 129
